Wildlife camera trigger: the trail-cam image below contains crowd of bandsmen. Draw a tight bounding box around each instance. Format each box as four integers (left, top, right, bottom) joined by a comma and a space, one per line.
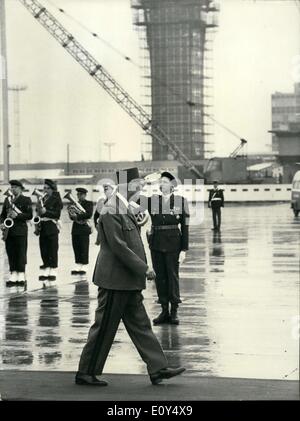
0, 170, 224, 326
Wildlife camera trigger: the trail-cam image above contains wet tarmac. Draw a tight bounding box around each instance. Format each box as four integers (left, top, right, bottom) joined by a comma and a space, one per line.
0, 204, 299, 380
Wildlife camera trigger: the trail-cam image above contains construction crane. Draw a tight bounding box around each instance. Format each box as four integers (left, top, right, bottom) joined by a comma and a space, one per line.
18, 0, 203, 178
229, 138, 247, 158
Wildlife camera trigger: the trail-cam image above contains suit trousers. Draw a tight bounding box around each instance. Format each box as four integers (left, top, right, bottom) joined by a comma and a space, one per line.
212, 207, 221, 229
5, 235, 27, 272
150, 250, 181, 306
39, 233, 59, 268
78, 288, 168, 375
72, 234, 90, 265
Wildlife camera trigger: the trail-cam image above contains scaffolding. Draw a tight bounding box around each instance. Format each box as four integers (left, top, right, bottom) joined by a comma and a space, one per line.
131, 0, 219, 161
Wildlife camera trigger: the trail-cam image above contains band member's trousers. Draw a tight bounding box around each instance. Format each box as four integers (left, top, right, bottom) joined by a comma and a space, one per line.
39, 233, 59, 268
150, 250, 181, 306
78, 288, 168, 375
72, 234, 90, 265
5, 235, 27, 272
212, 206, 221, 229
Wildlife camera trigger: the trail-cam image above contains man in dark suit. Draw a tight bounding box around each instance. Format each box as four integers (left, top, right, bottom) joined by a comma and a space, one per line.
37, 179, 63, 282
0, 180, 32, 286
76, 168, 185, 386
208, 180, 224, 231
69, 187, 93, 275
138, 172, 189, 325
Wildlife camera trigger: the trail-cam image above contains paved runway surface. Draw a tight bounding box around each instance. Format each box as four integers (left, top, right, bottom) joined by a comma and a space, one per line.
0, 371, 298, 401
0, 204, 299, 388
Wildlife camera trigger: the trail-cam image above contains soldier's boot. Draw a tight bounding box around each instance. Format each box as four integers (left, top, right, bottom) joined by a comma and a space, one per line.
153, 304, 170, 325
169, 304, 179, 325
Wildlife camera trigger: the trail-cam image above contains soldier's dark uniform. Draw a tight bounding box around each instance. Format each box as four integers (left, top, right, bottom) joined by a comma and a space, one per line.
208, 183, 224, 231
39, 187, 63, 276
139, 188, 189, 324
71, 196, 93, 269
0, 182, 32, 284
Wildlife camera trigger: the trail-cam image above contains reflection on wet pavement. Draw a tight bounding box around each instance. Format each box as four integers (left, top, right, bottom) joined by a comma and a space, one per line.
0, 204, 299, 380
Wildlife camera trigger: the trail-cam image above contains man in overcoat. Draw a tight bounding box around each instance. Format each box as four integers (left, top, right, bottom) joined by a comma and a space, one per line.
76, 168, 185, 386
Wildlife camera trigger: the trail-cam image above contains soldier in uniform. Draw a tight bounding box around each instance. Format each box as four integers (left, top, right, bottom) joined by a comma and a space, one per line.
0, 180, 33, 286
75, 168, 185, 387
208, 180, 224, 231
37, 179, 63, 282
69, 187, 93, 275
138, 172, 189, 325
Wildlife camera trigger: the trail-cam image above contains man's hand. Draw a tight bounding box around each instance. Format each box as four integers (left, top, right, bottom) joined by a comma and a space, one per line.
179, 251, 186, 265
40, 207, 47, 215
10, 210, 19, 219
146, 267, 156, 281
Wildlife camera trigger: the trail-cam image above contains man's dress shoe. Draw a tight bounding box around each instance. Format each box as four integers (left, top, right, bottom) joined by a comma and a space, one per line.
75, 373, 108, 386
150, 367, 185, 385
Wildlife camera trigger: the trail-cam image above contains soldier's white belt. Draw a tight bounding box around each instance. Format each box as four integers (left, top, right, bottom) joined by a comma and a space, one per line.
211, 198, 222, 201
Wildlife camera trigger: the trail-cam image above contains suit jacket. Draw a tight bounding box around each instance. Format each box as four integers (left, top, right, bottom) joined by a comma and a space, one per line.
208, 188, 224, 208
71, 199, 93, 235
0, 194, 33, 237
40, 192, 63, 236
93, 193, 148, 291
139, 194, 189, 253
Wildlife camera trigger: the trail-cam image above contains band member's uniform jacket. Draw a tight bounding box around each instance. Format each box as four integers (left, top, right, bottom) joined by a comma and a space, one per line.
71, 199, 93, 265
39, 192, 63, 269
208, 188, 224, 230
0, 195, 33, 273
139, 194, 189, 306
78, 192, 168, 376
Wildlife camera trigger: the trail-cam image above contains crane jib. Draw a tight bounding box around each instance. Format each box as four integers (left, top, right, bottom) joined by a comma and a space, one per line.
18, 0, 203, 179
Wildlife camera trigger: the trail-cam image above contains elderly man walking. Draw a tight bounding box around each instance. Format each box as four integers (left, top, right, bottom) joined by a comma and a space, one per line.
76, 168, 185, 386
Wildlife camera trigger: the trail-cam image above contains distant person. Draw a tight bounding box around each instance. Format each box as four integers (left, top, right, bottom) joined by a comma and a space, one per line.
68, 188, 93, 276
208, 180, 224, 232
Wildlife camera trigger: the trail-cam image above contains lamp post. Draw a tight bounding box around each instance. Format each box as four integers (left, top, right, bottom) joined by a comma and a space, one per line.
104, 142, 115, 162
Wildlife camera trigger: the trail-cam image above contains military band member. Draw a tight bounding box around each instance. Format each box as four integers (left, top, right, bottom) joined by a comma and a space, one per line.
69, 187, 93, 275
208, 180, 224, 231
76, 168, 185, 386
37, 179, 63, 282
0, 180, 33, 286
138, 172, 189, 325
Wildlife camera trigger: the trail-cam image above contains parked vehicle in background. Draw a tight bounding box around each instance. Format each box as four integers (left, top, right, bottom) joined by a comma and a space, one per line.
291, 171, 300, 216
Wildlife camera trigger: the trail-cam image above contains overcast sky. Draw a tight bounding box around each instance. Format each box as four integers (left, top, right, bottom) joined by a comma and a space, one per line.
2, 0, 300, 163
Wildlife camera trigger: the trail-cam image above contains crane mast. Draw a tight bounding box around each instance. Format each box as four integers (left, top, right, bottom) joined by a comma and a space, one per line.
18, 0, 203, 178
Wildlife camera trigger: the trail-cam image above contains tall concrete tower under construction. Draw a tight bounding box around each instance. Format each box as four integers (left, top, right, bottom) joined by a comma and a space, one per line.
131, 0, 219, 162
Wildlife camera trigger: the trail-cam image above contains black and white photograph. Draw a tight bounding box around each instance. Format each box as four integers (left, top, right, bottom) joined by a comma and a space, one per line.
0, 0, 299, 406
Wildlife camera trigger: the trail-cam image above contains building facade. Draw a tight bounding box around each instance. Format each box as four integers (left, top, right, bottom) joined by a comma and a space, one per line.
271, 83, 300, 153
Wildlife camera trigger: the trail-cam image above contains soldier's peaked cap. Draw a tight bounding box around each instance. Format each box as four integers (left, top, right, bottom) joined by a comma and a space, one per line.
76, 187, 88, 194
161, 171, 177, 186
9, 179, 24, 190
44, 179, 57, 191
